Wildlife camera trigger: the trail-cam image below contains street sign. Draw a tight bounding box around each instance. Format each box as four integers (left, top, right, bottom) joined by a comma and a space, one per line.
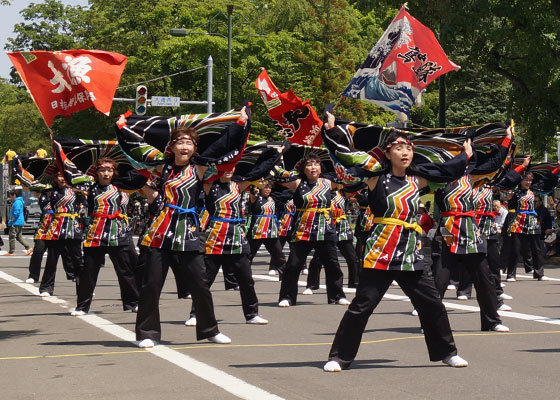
151, 96, 180, 107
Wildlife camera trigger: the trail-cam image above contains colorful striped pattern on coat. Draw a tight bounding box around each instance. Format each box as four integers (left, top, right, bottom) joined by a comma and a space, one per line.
205, 181, 248, 254
508, 189, 540, 235
84, 184, 126, 247
278, 199, 295, 237
34, 191, 53, 240
331, 191, 353, 241
292, 178, 337, 242
473, 185, 495, 237
363, 174, 424, 271
249, 195, 278, 239
44, 187, 83, 241
436, 175, 486, 254
141, 164, 202, 252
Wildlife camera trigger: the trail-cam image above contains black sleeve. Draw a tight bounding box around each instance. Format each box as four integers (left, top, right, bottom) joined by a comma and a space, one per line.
494, 168, 523, 190
410, 152, 469, 183
232, 147, 281, 182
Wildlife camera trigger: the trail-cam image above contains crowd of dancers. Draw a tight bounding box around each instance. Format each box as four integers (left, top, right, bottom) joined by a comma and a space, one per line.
14, 107, 559, 372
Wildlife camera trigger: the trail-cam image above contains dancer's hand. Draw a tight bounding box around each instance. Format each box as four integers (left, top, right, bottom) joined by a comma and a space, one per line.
463, 138, 473, 159
324, 111, 336, 130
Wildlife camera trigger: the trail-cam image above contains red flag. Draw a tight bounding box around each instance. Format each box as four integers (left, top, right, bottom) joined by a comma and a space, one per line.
7, 50, 127, 126
342, 6, 460, 121
255, 69, 323, 146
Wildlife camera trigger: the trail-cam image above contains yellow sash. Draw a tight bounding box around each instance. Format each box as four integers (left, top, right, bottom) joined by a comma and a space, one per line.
296, 207, 331, 220
373, 217, 422, 235
54, 212, 78, 218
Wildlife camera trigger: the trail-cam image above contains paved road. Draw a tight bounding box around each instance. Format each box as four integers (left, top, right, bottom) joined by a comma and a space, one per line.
1, 237, 559, 399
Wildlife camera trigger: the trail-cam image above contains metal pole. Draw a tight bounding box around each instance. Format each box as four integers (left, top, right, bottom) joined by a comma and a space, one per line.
207, 56, 213, 113
438, 30, 446, 128
226, 4, 233, 111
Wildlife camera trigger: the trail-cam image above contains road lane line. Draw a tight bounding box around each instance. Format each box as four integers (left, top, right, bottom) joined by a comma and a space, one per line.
0, 270, 285, 400
252, 274, 560, 326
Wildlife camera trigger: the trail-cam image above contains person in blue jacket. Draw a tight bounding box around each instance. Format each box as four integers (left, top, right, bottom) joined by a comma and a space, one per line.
5, 189, 33, 256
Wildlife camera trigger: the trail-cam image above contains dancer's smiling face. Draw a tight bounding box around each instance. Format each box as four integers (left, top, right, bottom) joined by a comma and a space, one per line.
521, 173, 533, 190
172, 137, 196, 165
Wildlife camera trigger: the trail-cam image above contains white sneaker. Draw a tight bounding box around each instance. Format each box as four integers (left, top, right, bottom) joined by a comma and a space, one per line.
447, 284, 457, 290
538, 276, 551, 281
492, 324, 510, 332
498, 304, 512, 311
246, 316, 268, 325
499, 293, 513, 300
185, 317, 197, 326
411, 309, 418, 316
268, 270, 277, 276
302, 288, 313, 295
207, 333, 231, 344
391, 280, 399, 286
186, 294, 192, 299
138, 338, 155, 348
39, 292, 51, 297
25, 278, 35, 284
70, 310, 86, 316
302, 268, 309, 275
500, 282, 506, 288
505, 277, 516, 282
278, 300, 290, 307
132, 305, 139, 313
442, 355, 468, 367
457, 295, 469, 301
323, 360, 342, 372
336, 298, 351, 305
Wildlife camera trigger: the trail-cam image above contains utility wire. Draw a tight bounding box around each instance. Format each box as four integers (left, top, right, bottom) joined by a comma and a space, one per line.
116, 66, 207, 89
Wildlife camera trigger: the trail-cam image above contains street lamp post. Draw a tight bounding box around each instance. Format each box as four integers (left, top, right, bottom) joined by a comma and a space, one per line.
170, 4, 263, 111
226, 4, 233, 111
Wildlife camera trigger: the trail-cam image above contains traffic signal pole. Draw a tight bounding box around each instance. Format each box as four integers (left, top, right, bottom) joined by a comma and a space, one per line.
113, 56, 215, 112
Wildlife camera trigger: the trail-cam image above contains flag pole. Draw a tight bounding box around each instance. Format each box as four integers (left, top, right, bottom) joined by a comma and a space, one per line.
332, 95, 344, 112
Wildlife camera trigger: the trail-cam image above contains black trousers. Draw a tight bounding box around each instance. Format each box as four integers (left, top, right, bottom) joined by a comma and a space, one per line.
354, 232, 369, 268
135, 248, 219, 341
190, 254, 258, 320
109, 236, 142, 296
505, 233, 544, 279
28, 239, 75, 282
75, 246, 139, 313
434, 243, 502, 331
39, 239, 82, 295
137, 245, 192, 299
279, 240, 346, 305
307, 240, 359, 289
249, 238, 286, 273
328, 268, 457, 369
456, 238, 504, 302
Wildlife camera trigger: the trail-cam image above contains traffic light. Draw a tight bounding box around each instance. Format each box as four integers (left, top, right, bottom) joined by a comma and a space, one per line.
135, 85, 148, 115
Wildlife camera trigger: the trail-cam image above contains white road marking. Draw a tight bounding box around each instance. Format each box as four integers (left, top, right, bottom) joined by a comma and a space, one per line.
252, 274, 560, 326
0, 270, 284, 400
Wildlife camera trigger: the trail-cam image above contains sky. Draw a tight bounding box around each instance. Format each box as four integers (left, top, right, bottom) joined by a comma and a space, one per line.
0, 0, 88, 80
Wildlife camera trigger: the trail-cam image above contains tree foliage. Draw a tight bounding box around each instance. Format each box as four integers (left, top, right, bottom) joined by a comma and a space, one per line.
1, 0, 558, 156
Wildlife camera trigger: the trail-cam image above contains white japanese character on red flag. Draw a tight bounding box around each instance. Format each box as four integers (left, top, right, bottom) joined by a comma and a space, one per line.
48, 60, 71, 93
62, 56, 92, 85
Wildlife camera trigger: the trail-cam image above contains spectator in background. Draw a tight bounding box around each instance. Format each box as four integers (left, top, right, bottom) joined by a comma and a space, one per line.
35, 147, 48, 158
493, 200, 508, 233
544, 202, 560, 257
418, 203, 435, 235
4, 189, 33, 256
3, 148, 17, 163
